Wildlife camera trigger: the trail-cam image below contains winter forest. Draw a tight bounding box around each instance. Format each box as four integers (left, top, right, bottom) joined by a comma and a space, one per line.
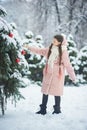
0, 0, 87, 130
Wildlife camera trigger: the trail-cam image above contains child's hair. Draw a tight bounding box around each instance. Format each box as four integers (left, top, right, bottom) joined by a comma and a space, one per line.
47, 35, 63, 65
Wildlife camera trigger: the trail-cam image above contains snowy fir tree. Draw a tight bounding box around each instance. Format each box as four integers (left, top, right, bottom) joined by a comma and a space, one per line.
77, 46, 87, 84
0, 6, 29, 104
23, 31, 45, 85
65, 34, 79, 85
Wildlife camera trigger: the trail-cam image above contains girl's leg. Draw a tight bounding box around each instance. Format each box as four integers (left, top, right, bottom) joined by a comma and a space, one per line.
42, 94, 48, 106
52, 96, 61, 114
36, 94, 48, 115
54, 96, 61, 107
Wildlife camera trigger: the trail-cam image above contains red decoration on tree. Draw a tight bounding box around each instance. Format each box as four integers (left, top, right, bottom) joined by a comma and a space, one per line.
15, 58, 20, 63
9, 33, 13, 38
21, 50, 26, 55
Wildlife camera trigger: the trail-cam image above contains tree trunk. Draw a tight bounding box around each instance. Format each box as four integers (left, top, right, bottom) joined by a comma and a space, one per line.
54, 0, 61, 24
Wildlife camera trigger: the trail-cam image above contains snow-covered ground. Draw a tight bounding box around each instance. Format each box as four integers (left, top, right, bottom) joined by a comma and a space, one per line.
0, 83, 87, 130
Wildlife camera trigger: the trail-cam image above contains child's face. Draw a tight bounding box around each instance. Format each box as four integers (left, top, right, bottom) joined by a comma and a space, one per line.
52, 38, 61, 46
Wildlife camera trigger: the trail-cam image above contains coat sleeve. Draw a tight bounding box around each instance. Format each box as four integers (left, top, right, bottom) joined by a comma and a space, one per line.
28, 46, 48, 57
62, 50, 76, 81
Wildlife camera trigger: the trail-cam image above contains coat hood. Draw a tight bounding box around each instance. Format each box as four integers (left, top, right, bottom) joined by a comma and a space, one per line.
61, 34, 68, 46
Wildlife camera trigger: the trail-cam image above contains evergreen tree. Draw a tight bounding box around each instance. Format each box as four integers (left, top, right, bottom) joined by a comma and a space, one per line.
23, 31, 45, 85
65, 34, 79, 85
0, 6, 29, 103
77, 46, 87, 84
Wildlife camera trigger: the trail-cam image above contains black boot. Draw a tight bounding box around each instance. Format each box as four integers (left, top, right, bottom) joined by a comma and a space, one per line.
52, 96, 61, 114
36, 104, 47, 115
52, 105, 61, 114
36, 94, 48, 115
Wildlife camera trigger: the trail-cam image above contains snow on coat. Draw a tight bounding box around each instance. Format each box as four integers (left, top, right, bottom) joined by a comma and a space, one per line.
28, 46, 76, 96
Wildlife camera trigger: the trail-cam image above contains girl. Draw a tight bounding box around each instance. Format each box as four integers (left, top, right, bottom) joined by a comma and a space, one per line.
23, 35, 76, 115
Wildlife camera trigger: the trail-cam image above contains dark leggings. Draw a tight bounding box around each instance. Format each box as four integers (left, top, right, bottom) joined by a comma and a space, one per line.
42, 94, 61, 106
42, 94, 48, 106
54, 96, 61, 106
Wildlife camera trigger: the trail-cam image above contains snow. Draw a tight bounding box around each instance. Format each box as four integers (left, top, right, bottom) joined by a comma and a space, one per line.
0, 17, 9, 32
25, 31, 34, 38
0, 83, 87, 130
35, 35, 43, 40
0, 5, 7, 15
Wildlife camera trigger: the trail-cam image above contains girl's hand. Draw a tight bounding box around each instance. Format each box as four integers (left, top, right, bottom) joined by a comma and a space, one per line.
72, 79, 77, 84
73, 80, 76, 83
23, 43, 29, 48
